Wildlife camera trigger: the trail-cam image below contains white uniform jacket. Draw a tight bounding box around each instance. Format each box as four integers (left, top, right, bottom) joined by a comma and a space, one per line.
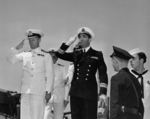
7, 47, 54, 95
50, 63, 67, 102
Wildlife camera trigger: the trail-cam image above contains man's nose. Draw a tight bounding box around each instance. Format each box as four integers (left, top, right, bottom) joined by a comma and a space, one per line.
79, 37, 83, 40
80, 39, 84, 43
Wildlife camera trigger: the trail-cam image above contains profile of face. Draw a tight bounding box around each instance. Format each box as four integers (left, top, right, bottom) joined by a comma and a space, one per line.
28, 36, 41, 49
50, 52, 58, 64
130, 54, 141, 69
78, 33, 91, 48
111, 57, 119, 72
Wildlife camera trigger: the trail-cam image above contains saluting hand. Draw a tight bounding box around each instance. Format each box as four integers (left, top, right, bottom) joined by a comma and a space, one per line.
66, 35, 77, 46
15, 39, 25, 50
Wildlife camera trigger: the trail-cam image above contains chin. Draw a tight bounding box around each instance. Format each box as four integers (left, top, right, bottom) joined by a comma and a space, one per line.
79, 45, 83, 48
114, 68, 119, 72
30, 46, 36, 49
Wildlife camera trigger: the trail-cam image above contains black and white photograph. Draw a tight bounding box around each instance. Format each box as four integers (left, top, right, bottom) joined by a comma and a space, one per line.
0, 0, 150, 119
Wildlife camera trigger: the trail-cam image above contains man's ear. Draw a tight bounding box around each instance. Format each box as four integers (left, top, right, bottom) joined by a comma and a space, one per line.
140, 58, 144, 64
38, 38, 41, 43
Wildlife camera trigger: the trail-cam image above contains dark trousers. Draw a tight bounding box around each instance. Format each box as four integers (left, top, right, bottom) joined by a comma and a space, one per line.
70, 96, 98, 119
115, 112, 142, 119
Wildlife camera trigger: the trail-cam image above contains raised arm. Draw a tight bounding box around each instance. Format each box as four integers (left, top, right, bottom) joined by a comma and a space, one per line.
7, 39, 25, 64
56, 36, 77, 62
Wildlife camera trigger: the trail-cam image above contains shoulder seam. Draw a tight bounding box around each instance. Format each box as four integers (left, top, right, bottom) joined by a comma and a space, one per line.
41, 49, 48, 53
58, 63, 64, 67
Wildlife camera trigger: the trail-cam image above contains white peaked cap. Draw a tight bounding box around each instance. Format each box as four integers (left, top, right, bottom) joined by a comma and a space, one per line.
25, 29, 44, 38
77, 27, 95, 40
129, 48, 141, 55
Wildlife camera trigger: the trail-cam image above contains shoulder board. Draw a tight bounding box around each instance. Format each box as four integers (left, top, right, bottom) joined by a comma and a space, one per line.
75, 48, 82, 51
70, 63, 74, 65
41, 49, 48, 53
23, 50, 30, 52
58, 64, 64, 67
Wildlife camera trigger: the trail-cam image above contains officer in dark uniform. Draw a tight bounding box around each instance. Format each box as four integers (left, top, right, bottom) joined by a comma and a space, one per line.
110, 46, 144, 119
56, 27, 108, 119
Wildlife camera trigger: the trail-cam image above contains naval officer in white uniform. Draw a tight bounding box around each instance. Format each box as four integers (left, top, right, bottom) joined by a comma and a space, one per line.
7, 29, 54, 119
44, 48, 69, 119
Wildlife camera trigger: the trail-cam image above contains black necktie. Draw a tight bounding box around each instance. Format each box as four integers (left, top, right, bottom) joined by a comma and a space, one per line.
83, 49, 86, 53
131, 70, 148, 98
83, 49, 86, 55
79, 49, 83, 55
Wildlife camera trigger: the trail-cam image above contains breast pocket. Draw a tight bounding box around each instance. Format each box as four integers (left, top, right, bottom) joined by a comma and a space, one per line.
34, 56, 45, 68
88, 56, 98, 65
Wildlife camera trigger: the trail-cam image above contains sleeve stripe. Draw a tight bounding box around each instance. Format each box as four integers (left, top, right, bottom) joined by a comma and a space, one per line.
58, 49, 65, 54
100, 83, 107, 88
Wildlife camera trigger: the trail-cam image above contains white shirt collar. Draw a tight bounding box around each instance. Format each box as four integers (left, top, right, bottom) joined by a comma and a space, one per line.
83, 46, 90, 52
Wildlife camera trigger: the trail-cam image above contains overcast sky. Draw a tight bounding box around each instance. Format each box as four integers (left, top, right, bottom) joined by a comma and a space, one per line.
0, 0, 150, 96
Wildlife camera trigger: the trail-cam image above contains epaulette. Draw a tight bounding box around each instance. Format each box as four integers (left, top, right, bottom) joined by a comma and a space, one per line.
41, 49, 48, 53
75, 48, 82, 51
70, 63, 74, 65
58, 63, 64, 67
24, 50, 30, 52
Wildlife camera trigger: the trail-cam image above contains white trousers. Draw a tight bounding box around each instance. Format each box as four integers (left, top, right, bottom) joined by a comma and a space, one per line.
44, 101, 64, 119
21, 93, 45, 119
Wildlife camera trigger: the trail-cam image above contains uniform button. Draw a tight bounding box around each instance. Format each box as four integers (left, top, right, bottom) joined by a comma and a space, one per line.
87, 69, 90, 72
77, 73, 79, 75
77, 77, 79, 79
31, 75, 33, 77
89, 65, 91, 67
31, 68, 33, 70
32, 62, 34, 64
85, 78, 88, 80
32, 55, 34, 57
77, 69, 79, 71
78, 64, 79, 66
86, 74, 89, 76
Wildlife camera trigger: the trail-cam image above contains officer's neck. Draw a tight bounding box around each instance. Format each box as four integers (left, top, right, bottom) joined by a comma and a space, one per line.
119, 63, 128, 71
82, 45, 90, 52
82, 43, 90, 48
31, 46, 40, 50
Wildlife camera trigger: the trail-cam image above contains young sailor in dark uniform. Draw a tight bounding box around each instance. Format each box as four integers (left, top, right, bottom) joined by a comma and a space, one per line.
110, 46, 144, 119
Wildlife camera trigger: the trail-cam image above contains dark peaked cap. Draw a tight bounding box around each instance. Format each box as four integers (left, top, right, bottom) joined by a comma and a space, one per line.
110, 46, 134, 60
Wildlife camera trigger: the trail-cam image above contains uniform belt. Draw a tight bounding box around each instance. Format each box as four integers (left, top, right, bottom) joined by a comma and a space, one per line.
121, 106, 138, 115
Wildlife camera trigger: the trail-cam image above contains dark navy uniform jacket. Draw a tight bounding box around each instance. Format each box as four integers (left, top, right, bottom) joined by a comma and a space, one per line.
56, 43, 108, 99
110, 68, 144, 119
